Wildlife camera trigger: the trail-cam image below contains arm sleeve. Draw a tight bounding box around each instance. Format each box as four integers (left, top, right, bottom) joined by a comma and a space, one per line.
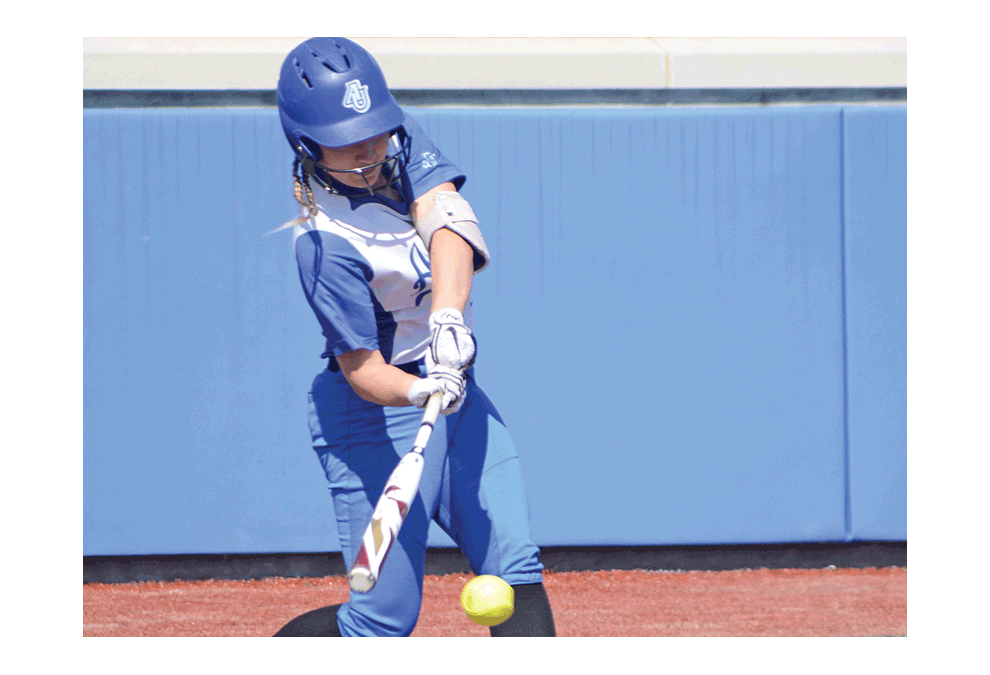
295, 229, 380, 358
401, 111, 467, 199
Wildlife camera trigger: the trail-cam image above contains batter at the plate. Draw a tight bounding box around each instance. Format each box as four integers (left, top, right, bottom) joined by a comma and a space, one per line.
271, 37, 555, 638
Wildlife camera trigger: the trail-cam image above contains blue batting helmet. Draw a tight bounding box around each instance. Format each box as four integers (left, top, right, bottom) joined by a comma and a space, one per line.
277, 37, 405, 161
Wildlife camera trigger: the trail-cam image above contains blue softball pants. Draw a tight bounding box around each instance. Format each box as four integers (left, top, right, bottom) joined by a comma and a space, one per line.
307, 363, 545, 637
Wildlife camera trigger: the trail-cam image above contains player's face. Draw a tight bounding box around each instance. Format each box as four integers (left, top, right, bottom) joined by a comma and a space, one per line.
318, 133, 392, 190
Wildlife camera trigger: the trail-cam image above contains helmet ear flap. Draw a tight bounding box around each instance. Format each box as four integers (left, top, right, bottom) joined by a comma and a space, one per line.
294, 138, 329, 192
296, 136, 323, 163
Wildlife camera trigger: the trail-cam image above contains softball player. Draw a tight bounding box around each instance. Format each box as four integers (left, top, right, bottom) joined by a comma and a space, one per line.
271, 37, 555, 637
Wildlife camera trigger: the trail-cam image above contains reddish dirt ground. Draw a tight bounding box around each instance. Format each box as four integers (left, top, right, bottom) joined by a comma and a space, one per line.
83, 566, 905, 637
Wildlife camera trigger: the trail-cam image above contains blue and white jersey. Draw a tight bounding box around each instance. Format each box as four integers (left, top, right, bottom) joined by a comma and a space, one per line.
294, 111, 471, 369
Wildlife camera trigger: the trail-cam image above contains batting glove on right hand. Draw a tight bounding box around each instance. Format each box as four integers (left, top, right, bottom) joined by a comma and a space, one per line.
407, 367, 466, 416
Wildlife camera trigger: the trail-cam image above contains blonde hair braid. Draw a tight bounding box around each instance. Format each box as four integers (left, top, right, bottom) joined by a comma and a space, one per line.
270, 157, 319, 233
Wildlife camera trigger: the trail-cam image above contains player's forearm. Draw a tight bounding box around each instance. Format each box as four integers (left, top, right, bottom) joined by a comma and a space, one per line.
410, 182, 476, 313
428, 227, 474, 313
338, 349, 419, 407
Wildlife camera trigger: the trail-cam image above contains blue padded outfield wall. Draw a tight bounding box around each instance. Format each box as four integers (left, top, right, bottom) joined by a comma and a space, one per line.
83, 105, 907, 556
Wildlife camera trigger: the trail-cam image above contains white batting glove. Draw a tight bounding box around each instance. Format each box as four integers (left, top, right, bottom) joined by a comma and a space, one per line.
427, 308, 477, 372
407, 367, 467, 416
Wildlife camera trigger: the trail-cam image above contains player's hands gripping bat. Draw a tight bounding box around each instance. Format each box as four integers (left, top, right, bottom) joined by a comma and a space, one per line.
347, 390, 444, 593
410, 362, 466, 415
422, 307, 474, 415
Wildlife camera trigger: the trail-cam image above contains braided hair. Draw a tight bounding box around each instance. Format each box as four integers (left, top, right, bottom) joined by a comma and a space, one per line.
273, 156, 319, 232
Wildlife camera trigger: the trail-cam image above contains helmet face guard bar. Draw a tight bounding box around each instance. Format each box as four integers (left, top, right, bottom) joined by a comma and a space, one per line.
319, 151, 401, 195
301, 131, 412, 197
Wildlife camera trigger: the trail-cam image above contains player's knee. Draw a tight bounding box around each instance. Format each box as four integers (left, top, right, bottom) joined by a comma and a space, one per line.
341, 597, 422, 637
482, 544, 546, 586
378, 606, 421, 637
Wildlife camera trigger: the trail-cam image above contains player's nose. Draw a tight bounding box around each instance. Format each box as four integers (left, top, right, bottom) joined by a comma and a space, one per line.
356, 138, 382, 164
356, 141, 374, 162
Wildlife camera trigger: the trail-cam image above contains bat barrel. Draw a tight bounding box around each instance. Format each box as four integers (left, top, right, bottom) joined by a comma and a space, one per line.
346, 390, 444, 593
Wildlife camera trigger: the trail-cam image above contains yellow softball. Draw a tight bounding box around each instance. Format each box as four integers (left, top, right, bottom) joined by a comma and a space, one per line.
460, 575, 514, 626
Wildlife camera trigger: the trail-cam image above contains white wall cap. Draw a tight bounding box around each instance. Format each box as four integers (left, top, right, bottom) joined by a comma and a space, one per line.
655, 37, 906, 88
83, 37, 907, 91
652, 37, 907, 54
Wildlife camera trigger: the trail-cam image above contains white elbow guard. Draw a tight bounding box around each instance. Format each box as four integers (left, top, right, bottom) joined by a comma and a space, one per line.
415, 191, 490, 273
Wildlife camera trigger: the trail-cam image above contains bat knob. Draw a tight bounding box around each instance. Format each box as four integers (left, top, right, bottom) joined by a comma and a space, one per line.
348, 567, 376, 593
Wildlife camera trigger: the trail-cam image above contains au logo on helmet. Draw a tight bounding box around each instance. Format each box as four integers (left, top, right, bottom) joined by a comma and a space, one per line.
342, 79, 371, 113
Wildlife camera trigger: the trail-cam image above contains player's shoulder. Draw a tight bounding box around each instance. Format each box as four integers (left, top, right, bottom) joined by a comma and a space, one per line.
396, 109, 467, 196
397, 108, 427, 137
294, 220, 376, 284
293, 218, 357, 257
396, 109, 439, 159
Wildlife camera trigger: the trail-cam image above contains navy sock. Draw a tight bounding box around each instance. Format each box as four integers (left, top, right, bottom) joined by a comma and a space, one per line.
489, 582, 556, 637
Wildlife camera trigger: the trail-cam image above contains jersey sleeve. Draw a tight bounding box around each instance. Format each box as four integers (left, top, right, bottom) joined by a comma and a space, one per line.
401, 111, 467, 199
295, 229, 380, 359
